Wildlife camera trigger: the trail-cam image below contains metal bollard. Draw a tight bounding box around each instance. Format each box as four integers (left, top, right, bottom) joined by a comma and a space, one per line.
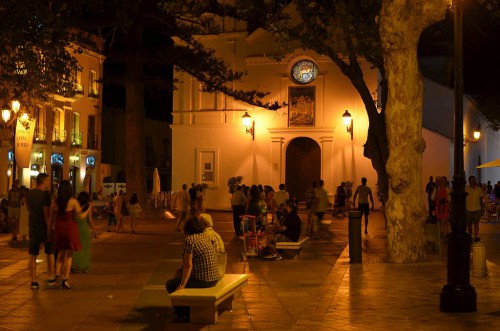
471, 242, 486, 277
348, 211, 362, 263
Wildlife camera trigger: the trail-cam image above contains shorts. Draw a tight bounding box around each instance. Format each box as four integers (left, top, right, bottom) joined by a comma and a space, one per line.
466, 210, 482, 225
28, 223, 55, 256
8, 207, 20, 220
358, 203, 370, 216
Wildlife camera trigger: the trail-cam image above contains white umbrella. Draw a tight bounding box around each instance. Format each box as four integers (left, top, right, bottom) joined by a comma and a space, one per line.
152, 168, 161, 195
476, 159, 500, 168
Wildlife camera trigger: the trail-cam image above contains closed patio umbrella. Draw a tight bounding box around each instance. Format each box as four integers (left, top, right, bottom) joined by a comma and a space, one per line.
152, 168, 161, 208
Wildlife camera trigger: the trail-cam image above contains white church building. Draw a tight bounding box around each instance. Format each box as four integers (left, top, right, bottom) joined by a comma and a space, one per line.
171, 23, 498, 210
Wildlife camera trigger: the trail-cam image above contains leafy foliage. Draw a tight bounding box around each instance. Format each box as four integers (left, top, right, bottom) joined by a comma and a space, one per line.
227, 176, 244, 194
0, 0, 80, 107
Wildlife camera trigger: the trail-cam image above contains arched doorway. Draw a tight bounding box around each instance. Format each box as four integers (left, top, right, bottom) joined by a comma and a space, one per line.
285, 137, 321, 202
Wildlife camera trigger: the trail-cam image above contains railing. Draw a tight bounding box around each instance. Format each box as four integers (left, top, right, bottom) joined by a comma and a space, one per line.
87, 134, 99, 150
33, 127, 47, 143
75, 84, 84, 95
88, 89, 99, 99
70, 131, 83, 147
52, 128, 67, 145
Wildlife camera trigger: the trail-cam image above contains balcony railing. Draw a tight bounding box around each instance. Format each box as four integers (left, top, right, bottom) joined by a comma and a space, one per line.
52, 128, 67, 145
88, 89, 99, 99
75, 84, 84, 95
87, 134, 99, 150
33, 127, 47, 143
70, 131, 83, 147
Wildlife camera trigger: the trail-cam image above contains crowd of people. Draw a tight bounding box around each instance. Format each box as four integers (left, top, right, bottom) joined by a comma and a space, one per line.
425, 175, 500, 242
105, 190, 143, 233
1, 174, 147, 290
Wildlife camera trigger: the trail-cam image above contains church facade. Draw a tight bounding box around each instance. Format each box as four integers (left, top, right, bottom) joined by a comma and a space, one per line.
171, 26, 494, 209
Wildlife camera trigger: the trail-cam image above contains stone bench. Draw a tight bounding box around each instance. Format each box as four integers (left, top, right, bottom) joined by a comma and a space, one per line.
169, 273, 248, 324
276, 237, 310, 258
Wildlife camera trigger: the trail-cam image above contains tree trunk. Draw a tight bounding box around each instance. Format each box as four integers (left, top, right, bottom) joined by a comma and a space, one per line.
124, 22, 148, 207
380, 0, 447, 263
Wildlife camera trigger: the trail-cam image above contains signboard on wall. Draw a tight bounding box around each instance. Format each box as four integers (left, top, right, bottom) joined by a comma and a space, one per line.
15, 117, 35, 168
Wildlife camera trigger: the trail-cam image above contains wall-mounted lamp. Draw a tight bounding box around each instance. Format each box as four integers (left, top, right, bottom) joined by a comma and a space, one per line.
7, 164, 12, 177
342, 110, 353, 140
464, 124, 481, 146
242, 112, 255, 141
30, 164, 40, 178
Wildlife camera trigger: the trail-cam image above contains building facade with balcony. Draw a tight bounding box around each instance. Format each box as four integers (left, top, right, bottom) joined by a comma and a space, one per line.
0, 47, 105, 197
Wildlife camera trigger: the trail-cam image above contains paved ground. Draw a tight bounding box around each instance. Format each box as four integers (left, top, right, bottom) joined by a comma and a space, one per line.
0, 210, 499, 330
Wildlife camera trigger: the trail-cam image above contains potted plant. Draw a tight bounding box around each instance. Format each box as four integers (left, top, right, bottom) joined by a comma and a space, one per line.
227, 176, 243, 194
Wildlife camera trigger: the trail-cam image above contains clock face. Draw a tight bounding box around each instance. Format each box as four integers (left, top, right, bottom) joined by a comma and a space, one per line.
291, 60, 318, 84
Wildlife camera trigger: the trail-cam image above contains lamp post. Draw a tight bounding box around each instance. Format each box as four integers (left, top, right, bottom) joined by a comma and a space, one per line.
439, 0, 477, 312
1, 100, 21, 182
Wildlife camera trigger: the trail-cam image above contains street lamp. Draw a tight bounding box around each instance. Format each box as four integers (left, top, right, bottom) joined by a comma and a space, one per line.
1, 99, 23, 182
242, 112, 255, 141
440, 0, 477, 313
342, 110, 353, 140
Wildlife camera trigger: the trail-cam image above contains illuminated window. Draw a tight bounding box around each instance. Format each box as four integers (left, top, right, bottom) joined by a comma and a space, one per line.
89, 70, 99, 98
291, 60, 318, 84
75, 69, 83, 93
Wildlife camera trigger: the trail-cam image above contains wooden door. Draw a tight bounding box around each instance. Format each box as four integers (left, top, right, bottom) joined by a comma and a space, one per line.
285, 137, 321, 202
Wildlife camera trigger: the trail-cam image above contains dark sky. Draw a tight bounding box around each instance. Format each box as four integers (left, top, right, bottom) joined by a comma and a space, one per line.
419, 2, 500, 95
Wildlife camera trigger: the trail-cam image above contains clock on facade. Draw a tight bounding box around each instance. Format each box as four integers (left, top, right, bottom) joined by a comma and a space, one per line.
291, 60, 318, 84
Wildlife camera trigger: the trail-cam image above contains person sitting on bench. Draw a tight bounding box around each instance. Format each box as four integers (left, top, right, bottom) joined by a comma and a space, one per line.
165, 215, 220, 323
262, 201, 302, 259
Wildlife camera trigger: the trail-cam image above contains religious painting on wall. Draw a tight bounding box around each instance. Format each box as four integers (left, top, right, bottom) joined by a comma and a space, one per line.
288, 86, 315, 127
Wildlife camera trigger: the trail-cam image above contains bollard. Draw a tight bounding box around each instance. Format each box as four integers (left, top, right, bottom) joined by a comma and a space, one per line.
471, 241, 486, 278
348, 211, 362, 263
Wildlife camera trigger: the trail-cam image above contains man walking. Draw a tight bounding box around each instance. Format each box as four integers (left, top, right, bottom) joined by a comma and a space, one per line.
466, 175, 484, 242
188, 183, 197, 212
230, 186, 246, 236
353, 177, 375, 235
26, 173, 56, 289
174, 184, 190, 232
312, 180, 328, 239
8, 179, 21, 241
425, 176, 437, 218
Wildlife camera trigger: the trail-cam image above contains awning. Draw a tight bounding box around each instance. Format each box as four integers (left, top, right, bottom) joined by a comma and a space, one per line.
476, 159, 500, 168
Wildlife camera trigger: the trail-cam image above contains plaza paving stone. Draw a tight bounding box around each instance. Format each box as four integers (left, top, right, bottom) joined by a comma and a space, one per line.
0, 210, 499, 330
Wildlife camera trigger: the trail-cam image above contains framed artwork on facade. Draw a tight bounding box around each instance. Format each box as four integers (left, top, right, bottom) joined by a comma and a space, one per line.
288, 86, 315, 127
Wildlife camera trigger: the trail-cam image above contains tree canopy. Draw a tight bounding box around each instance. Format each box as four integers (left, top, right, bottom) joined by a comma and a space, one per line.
0, 0, 80, 108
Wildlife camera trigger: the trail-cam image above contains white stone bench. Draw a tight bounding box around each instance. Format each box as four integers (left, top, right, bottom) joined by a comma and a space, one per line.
169, 273, 248, 324
276, 237, 310, 258
320, 220, 333, 227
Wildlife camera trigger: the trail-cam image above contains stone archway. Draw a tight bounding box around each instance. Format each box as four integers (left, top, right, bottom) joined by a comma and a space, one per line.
285, 137, 321, 201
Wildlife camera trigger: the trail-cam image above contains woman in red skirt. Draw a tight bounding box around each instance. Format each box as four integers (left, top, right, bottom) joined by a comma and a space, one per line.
50, 180, 91, 289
